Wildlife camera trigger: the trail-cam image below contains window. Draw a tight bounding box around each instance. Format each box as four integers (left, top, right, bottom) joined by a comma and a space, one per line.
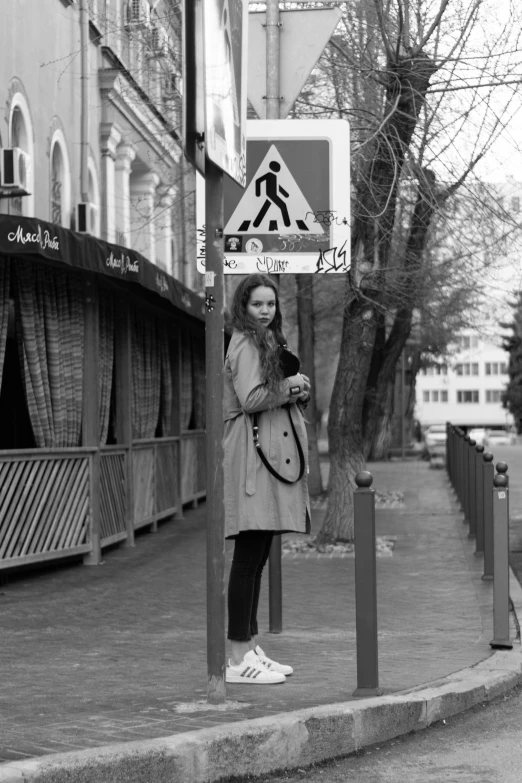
49, 131, 71, 228
51, 147, 63, 224
500, 362, 508, 375
9, 93, 35, 217
461, 336, 471, 350
431, 391, 439, 402
456, 362, 478, 376
512, 197, 520, 214
457, 390, 479, 403
485, 362, 502, 376
441, 391, 448, 403
441, 364, 448, 375
486, 390, 502, 403
471, 336, 479, 348
87, 159, 101, 237
423, 391, 430, 402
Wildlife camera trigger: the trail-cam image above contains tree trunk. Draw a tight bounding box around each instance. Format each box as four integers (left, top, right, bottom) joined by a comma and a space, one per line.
367, 378, 395, 460
296, 274, 323, 496
316, 291, 377, 544
317, 53, 437, 544
363, 170, 437, 456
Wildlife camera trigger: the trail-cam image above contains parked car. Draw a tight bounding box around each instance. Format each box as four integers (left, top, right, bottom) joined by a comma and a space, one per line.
483, 429, 516, 448
468, 427, 487, 446
424, 424, 447, 450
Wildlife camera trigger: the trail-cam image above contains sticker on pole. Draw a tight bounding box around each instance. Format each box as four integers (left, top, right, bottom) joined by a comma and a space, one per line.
196, 119, 351, 274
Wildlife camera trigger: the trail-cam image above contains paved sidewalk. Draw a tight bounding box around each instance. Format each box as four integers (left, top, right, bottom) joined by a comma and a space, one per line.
0, 458, 518, 770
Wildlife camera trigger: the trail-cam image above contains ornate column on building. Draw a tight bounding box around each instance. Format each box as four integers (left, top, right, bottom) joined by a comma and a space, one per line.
129, 172, 160, 263
100, 123, 121, 243
154, 185, 176, 273
115, 144, 137, 248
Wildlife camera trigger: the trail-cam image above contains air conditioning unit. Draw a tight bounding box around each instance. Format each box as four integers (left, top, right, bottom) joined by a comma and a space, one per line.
76, 202, 97, 234
150, 25, 169, 57
1, 147, 30, 190
125, 0, 150, 29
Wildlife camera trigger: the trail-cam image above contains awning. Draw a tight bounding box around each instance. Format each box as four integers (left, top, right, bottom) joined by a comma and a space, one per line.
0, 215, 205, 321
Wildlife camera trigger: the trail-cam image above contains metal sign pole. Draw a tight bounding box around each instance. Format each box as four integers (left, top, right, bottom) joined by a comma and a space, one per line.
205, 156, 226, 704
266, 0, 283, 635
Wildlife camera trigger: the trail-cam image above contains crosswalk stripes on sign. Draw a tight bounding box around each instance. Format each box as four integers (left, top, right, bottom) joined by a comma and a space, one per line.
224, 146, 324, 235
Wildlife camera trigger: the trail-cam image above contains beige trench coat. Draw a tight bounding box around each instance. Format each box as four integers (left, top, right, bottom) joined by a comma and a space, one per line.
223, 330, 311, 539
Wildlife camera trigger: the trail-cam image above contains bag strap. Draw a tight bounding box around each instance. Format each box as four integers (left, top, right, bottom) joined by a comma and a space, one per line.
252, 407, 305, 485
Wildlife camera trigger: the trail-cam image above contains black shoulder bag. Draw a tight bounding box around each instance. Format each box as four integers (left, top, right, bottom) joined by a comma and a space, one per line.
251, 346, 306, 485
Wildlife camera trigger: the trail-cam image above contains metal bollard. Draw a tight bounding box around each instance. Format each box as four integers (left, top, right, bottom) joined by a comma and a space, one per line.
353, 471, 383, 697
490, 469, 513, 649
459, 429, 466, 510
482, 453, 494, 580
456, 429, 464, 509
463, 434, 471, 522
445, 423, 450, 478
268, 537, 283, 633
475, 444, 485, 553
468, 438, 477, 538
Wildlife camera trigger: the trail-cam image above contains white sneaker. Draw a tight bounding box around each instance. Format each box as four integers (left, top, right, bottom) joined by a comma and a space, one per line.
255, 645, 294, 676
226, 649, 286, 684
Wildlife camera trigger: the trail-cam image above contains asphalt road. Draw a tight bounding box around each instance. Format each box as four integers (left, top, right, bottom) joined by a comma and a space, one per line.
250, 686, 522, 783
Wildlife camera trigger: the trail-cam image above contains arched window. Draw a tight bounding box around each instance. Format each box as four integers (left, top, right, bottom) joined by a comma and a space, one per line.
87, 158, 101, 237
49, 130, 71, 228
9, 94, 35, 217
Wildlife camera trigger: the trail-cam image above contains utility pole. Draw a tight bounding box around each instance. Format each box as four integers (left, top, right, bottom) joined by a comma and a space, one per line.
265, 0, 283, 635
265, 0, 281, 121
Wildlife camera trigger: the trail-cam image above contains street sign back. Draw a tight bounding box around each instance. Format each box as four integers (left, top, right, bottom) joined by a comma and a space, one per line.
248, 8, 342, 120
197, 119, 350, 274
203, 0, 248, 186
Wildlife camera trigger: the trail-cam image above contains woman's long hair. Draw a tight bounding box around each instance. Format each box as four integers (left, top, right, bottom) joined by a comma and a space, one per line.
228, 274, 287, 393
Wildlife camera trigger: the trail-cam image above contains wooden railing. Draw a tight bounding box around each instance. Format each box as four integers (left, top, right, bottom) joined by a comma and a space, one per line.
0, 431, 206, 570
0, 448, 93, 570
181, 430, 206, 504
100, 447, 127, 547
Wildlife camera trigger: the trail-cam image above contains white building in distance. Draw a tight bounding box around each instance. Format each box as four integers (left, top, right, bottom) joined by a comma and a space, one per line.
416, 333, 513, 429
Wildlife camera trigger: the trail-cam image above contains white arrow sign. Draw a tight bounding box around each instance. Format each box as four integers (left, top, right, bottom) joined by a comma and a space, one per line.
247, 7, 342, 119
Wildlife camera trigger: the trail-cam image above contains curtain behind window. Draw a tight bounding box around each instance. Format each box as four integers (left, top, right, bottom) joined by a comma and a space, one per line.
0, 262, 10, 391
180, 334, 193, 430
99, 289, 114, 445
192, 335, 205, 429
131, 306, 161, 439
159, 320, 173, 436
15, 261, 84, 448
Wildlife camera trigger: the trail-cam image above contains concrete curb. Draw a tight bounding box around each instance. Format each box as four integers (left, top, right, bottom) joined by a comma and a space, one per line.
2, 572, 522, 783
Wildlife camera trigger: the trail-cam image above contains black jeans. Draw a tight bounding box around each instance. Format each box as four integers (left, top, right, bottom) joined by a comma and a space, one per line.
227, 531, 274, 642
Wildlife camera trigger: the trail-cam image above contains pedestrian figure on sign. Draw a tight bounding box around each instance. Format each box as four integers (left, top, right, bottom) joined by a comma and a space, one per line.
253, 162, 291, 228
224, 274, 311, 685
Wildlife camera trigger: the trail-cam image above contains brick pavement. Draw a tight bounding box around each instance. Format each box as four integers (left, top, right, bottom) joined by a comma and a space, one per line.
0, 459, 502, 763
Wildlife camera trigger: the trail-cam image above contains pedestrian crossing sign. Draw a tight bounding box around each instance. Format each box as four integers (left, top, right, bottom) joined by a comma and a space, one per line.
224, 146, 324, 236
197, 119, 351, 274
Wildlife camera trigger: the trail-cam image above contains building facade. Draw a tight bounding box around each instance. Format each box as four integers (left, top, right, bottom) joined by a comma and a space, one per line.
416, 334, 513, 429
0, 0, 205, 573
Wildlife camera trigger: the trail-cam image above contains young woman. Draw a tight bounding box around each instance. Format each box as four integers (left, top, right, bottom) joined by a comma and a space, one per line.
224, 274, 311, 685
